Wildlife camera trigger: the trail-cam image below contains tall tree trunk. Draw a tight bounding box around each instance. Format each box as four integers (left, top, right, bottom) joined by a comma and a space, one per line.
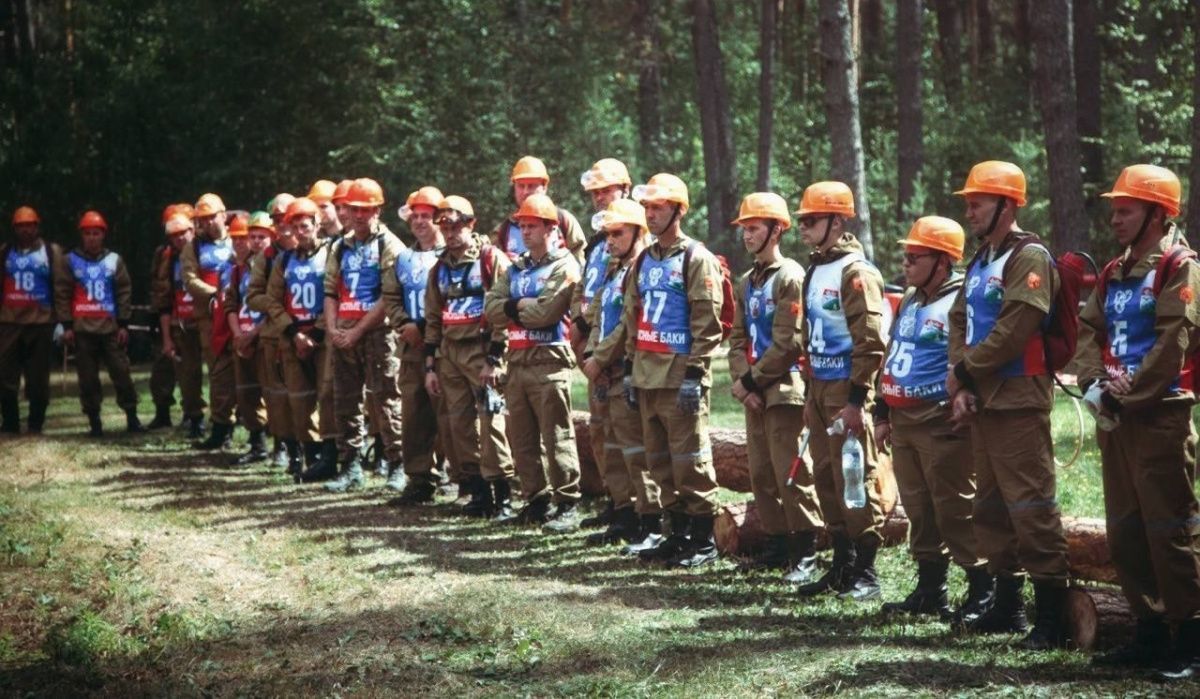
819, 0, 872, 258
933, 0, 963, 106
861, 0, 882, 65
1073, 0, 1103, 226
691, 0, 741, 263
633, 0, 663, 171
1031, 0, 1089, 253
1013, 0, 1034, 107
786, 0, 809, 103
1187, 2, 1200, 237
756, 0, 777, 191
976, 0, 994, 69
896, 0, 924, 222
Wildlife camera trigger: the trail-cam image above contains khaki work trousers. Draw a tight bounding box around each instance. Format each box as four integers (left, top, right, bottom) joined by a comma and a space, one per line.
590, 379, 637, 510
890, 410, 984, 567
970, 408, 1069, 585
399, 357, 441, 485
437, 338, 513, 482
1100, 402, 1200, 622
747, 403, 824, 536
280, 339, 333, 444
197, 317, 236, 426
805, 379, 885, 543
640, 387, 719, 516
258, 337, 291, 440
233, 343, 267, 432
606, 374, 661, 515
505, 363, 581, 504
73, 331, 138, 415
0, 323, 53, 409
332, 328, 403, 462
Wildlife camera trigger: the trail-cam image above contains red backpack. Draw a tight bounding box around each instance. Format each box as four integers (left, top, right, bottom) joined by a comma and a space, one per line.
629, 241, 736, 341
965, 233, 1097, 374
1095, 243, 1199, 391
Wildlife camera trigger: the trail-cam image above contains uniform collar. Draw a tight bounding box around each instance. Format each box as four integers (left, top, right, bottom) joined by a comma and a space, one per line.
810, 234, 862, 264
915, 272, 963, 303
1115, 232, 1173, 280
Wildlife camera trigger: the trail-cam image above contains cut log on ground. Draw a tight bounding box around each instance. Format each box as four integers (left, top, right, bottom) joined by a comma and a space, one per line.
1062, 516, 1115, 584
1067, 585, 1135, 652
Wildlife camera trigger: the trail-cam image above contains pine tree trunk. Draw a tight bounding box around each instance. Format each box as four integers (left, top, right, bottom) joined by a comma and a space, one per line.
633, 0, 664, 171
819, 0, 873, 257
1188, 1, 1200, 237
692, 0, 742, 265
896, 0, 924, 222
756, 0, 778, 191
1074, 0, 1104, 229
1031, 0, 1090, 253
933, 0, 963, 106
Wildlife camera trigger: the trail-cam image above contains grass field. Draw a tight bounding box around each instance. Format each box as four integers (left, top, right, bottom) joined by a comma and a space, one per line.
0, 366, 1197, 696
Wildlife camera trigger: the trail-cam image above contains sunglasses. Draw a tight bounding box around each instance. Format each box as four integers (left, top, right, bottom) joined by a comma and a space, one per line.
798, 215, 824, 228
903, 252, 937, 264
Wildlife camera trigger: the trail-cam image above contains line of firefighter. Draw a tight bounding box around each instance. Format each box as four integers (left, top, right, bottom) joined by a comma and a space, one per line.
2, 158, 1199, 676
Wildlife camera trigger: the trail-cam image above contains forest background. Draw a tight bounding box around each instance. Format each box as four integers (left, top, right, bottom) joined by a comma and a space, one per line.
1, 0, 1195, 293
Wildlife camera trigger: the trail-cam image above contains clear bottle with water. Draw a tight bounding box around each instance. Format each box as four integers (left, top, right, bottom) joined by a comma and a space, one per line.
827, 417, 866, 509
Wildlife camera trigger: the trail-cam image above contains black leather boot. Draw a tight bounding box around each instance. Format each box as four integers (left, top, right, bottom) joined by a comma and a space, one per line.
580, 498, 615, 529
544, 501, 582, 534
194, 422, 232, 450
738, 533, 790, 572
638, 511, 691, 564
782, 530, 820, 584
299, 441, 338, 482
125, 409, 147, 434
795, 531, 856, 596
0, 396, 19, 434
462, 474, 493, 517
27, 401, 47, 434
324, 454, 365, 493
675, 514, 718, 568
838, 536, 882, 602
953, 565, 996, 626
186, 415, 206, 440
147, 404, 173, 430
962, 574, 1028, 634
234, 429, 269, 465
490, 479, 515, 521
621, 514, 663, 556
285, 439, 304, 479
86, 412, 103, 437
513, 494, 552, 525
882, 559, 950, 617
586, 506, 639, 546
1159, 618, 1200, 680
1091, 618, 1169, 667
1019, 583, 1070, 650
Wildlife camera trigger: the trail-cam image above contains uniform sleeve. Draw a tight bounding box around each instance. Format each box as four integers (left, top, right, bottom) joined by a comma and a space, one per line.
482, 249, 511, 338
686, 250, 724, 372
323, 239, 342, 298
423, 263, 444, 351
484, 264, 514, 329
959, 249, 1054, 379
560, 210, 587, 267
948, 286, 967, 365
181, 242, 215, 303
264, 258, 291, 337
727, 273, 751, 382
1112, 260, 1200, 411
750, 267, 806, 389
1073, 282, 1108, 390
150, 247, 171, 314
115, 256, 133, 324
245, 253, 270, 315
383, 252, 409, 329
622, 259, 641, 362
516, 259, 579, 328
843, 261, 887, 395
54, 252, 74, 324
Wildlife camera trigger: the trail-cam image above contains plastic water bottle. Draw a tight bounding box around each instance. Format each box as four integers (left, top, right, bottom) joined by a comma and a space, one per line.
827, 417, 866, 508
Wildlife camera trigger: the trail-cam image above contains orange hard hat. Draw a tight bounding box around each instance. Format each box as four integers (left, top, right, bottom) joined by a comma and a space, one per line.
591, 198, 648, 233
1101, 164, 1182, 218
331, 179, 354, 204
633, 173, 689, 211
11, 206, 39, 226
513, 192, 558, 222
898, 215, 965, 261
164, 214, 193, 235
269, 193, 296, 217
580, 158, 632, 191
227, 213, 250, 237
284, 197, 321, 223
399, 186, 445, 221
438, 195, 474, 219
796, 181, 856, 218
511, 156, 550, 184
954, 161, 1027, 207
732, 192, 792, 229
345, 177, 385, 208
194, 193, 226, 217
78, 210, 109, 232
307, 179, 338, 204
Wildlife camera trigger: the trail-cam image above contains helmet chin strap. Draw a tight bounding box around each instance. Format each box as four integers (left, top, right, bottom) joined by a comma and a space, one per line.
754, 222, 777, 257
818, 214, 836, 248
1130, 205, 1157, 250
977, 196, 1007, 240
655, 204, 681, 239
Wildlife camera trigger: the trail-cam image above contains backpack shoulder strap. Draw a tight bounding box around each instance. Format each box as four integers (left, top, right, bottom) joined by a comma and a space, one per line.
480, 245, 497, 291
1152, 244, 1198, 296
624, 248, 650, 294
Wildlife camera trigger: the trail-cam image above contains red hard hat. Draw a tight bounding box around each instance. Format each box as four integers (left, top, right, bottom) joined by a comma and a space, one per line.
78, 210, 109, 231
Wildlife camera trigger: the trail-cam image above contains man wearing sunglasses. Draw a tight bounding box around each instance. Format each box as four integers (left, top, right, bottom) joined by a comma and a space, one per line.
423, 196, 515, 518
946, 160, 1068, 650
875, 216, 990, 621
793, 181, 889, 601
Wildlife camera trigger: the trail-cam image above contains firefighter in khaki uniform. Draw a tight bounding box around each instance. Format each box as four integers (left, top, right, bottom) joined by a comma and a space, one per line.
485, 193, 583, 531
1075, 164, 1200, 677
225, 213, 271, 466
152, 209, 207, 438
182, 193, 238, 450
323, 178, 407, 493
727, 193, 824, 580
581, 199, 664, 550
874, 216, 990, 620
246, 209, 304, 473
423, 195, 516, 518
0, 206, 63, 434
572, 158, 636, 532
794, 181, 888, 601
387, 186, 451, 504
55, 211, 145, 436
265, 197, 335, 482
946, 161, 1069, 649
492, 156, 587, 265
621, 173, 724, 569
147, 203, 198, 431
